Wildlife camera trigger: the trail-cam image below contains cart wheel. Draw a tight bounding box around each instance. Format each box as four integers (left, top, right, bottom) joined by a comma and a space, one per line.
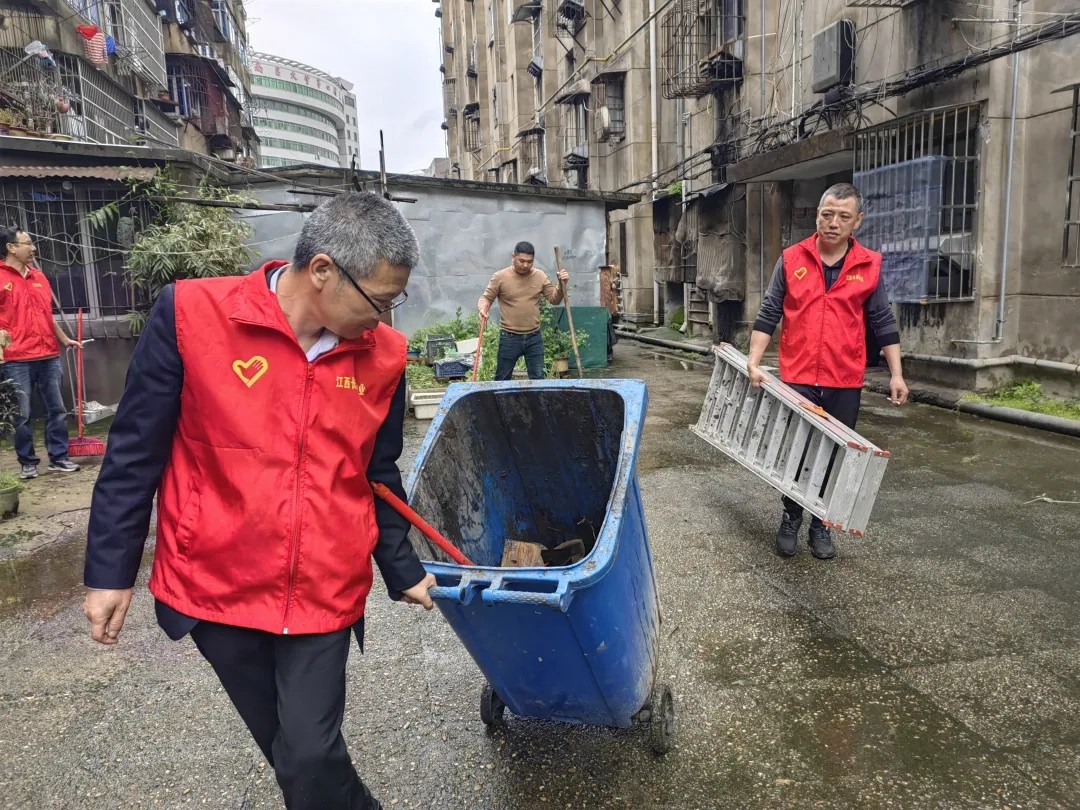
480, 683, 506, 727
649, 682, 675, 755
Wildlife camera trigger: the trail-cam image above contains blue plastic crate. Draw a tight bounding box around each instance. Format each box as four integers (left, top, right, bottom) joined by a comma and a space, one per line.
433, 359, 471, 379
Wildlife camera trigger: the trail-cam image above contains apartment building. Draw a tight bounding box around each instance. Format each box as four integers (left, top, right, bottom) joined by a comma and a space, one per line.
0, 0, 258, 323
438, 0, 1080, 394
251, 51, 360, 169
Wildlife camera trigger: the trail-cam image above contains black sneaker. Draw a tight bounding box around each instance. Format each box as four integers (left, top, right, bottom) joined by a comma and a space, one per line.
808, 523, 836, 560
19, 464, 37, 480
775, 511, 801, 557
48, 459, 80, 473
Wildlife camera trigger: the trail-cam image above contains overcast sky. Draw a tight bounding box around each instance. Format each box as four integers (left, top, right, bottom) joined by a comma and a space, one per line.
246, 0, 446, 173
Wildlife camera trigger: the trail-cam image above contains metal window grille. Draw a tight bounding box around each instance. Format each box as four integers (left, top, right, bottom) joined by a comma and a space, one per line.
551, 0, 586, 37
464, 105, 482, 151
0, 180, 151, 327
444, 77, 458, 115
174, 0, 196, 28
661, 0, 745, 99
1065, 85, 1080, 267
62, 0, 167, 87
0, 46, 176, 146
467, 40, 478, 77
522, 130, 546, 181
528, 16, 543, 75
503, 159, 519, 184
853, 104, 981, 303
113, 0, 168, 87
134, 98, 179, 145
562, 99, 589, 161
593, 76, 625, 142
167, 61, 209, 120
66, 52, 178, 145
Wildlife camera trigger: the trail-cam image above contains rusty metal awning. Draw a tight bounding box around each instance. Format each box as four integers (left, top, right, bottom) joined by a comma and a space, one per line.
555, 79, 592, 104
0, 166, 158, 181
724, 130, 853, 184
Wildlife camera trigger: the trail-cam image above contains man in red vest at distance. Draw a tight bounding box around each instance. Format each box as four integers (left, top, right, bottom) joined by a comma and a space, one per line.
83, 192, 436, 810
0, 226, 83, 479
746, 183, 909, 561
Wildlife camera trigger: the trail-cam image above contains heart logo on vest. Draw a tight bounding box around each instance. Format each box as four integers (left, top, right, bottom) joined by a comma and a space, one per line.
232, 355, 269, 388
794, 266, 808, 280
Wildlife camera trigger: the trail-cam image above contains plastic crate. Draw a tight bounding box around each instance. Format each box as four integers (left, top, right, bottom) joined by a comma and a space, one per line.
433, 359, 471, 379
425, 335, 457, 364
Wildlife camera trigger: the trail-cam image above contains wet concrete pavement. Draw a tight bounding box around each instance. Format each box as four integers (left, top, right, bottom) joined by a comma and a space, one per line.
2, 341, 1080, 809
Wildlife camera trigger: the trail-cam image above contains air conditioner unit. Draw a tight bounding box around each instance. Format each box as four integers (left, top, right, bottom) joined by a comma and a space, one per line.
812, 20, 856, 93
596, 105, 612, 141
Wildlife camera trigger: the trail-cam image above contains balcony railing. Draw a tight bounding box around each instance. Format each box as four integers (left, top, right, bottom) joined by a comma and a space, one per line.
61, 0, 168, 87
0, 47, 177, 146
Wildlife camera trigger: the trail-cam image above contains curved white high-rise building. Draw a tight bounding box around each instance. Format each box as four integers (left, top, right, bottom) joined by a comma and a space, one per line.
250, 52, 360, 168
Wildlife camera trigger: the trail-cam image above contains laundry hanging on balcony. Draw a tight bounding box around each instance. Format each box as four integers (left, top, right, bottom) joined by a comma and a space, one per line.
23, 40, 56, 70
75, 24, 109, 67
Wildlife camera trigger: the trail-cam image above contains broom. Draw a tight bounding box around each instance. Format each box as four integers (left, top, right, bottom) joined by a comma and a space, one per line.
68, 308, 105, 457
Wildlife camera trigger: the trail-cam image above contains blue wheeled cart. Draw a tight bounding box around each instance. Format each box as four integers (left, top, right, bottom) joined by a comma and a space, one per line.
405, 379, 674, 753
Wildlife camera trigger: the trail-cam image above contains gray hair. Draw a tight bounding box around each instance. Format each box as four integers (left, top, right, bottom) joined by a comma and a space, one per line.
819, 183, 864, 213
293, 192, 419, 280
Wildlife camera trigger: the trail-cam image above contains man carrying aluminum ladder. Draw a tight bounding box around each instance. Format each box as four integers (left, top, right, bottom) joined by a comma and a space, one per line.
747, 183, 909, 561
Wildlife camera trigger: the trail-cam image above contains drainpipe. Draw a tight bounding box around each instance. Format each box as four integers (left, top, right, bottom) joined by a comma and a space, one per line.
677, 99, 689, 333
650, 0, 661, 326
903, 352, 1080, 375
994, 0, 1023, 342
758, 0, 767, 308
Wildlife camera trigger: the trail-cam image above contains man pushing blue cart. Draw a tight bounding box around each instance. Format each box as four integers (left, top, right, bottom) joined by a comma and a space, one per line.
395, 379, 675, 754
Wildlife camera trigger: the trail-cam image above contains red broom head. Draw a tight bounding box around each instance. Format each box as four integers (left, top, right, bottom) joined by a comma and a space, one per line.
69, 437, 106, 457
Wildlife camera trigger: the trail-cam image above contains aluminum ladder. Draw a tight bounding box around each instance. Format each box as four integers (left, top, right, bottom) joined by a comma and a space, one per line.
690, 344, 891, 536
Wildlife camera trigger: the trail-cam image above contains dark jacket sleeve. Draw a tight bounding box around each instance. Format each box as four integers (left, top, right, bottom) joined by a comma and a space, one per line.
865, 282, 900, 348
752, 257, 786, 335
84, 286, 183, 590
368, 372, 428, 600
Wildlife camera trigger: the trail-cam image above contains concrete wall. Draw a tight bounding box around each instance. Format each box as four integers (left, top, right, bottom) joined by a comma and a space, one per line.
237, 182, 607, 338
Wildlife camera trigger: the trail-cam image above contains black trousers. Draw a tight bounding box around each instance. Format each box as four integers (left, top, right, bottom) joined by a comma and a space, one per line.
190, 622, 381, 810
780, 385, 862, 525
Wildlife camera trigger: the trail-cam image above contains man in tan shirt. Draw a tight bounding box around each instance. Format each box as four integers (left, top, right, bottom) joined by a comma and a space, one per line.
478, 241, 570, 380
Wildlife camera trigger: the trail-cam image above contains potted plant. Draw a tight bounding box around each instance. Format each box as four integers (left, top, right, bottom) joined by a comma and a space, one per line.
0, 377, 24, 518
0, 108, 28, 137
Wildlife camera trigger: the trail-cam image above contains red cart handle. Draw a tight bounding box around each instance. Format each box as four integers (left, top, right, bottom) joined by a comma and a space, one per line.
370, 481, 475, 566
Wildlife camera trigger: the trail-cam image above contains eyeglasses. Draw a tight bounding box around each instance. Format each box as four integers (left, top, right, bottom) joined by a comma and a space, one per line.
334, 263, 408, 314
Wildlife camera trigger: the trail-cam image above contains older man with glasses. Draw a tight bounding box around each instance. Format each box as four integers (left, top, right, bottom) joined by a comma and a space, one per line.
83, 192, 436, 810
0, 225, 82, 478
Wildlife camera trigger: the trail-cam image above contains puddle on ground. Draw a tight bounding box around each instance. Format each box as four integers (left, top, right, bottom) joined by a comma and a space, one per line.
0, 534, 154, 622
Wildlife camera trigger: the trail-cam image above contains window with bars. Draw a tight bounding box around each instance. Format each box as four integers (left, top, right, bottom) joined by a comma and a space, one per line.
661, 0, 745, 99
444, 77, 458, 114
522, 130, 546, 181
853, 104, 982, 303
593, 75, 625, 142
167, 62, 208, 119
464, 105, 482, 151
562, 99, 588, 162
0, 181, 149, 321
1065, 85, 1080, 267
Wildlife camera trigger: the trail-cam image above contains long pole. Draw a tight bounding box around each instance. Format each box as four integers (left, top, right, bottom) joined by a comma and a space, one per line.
994, 0, 1023, 342
554, 246, 583, 378
370, 481, 474, 566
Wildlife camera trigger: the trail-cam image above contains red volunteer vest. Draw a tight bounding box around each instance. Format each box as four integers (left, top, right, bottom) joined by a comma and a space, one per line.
778, 237, 882, 388
0, 262, 61, 362
148, 264, 407, 635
